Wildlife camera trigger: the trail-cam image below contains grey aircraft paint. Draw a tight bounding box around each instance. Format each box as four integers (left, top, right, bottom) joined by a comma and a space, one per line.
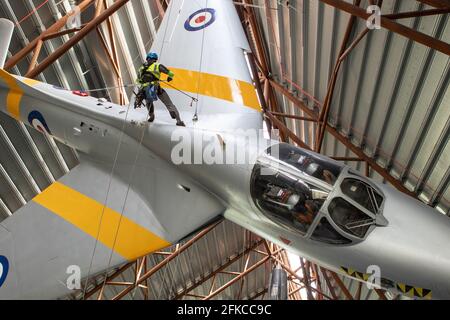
0, 0, 448, 300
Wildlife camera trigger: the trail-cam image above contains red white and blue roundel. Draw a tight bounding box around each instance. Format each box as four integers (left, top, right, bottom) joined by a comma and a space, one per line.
28, 110, 52, 135
0, 255, 9, 288
184, 8, 216, 32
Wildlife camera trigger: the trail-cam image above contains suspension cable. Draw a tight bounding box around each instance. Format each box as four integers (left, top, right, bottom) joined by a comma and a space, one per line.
161, 80, 198, 104
192, 0, 209, 122
81, 98, 134, 299
86, 0, 177, 299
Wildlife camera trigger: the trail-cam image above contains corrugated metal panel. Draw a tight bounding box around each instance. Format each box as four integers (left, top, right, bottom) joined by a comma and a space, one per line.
254, 0, 450, 214
0, 0, 277, 301
74, 220, 271, 300
2, 0, 444, 300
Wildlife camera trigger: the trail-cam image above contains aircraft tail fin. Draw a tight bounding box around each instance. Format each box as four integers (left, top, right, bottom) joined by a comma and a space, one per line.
151, 0, 262, 128
0, 19, 14, 69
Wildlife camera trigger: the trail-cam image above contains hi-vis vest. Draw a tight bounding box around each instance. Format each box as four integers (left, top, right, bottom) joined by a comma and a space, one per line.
139, 62, 161, 87
148, 62, 161, 81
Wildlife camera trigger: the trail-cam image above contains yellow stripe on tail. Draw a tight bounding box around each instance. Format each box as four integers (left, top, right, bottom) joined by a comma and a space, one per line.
162, 67, 261, 112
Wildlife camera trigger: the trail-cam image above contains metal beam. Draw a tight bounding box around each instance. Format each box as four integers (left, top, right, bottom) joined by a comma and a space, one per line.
300, 258, 314, 300
155, 0, 165, 19
0, 163, 26, 206
202, 256, 271, 300
24, 0, 88, 90
26, 0, 130, 79
329, 271, 353, 300
5, 0, 96, 70
0, 125, 40, 194
0, 196, 12, 217
270, 112, 317, 122
312, 264, 324, 300
318, 0, 450, 56
111, 219, 223, 300
238, 0, 288, 141
265, 112, 311, 150
83, 262, 135, 299
331, 156, 363, 161
316, 9, 368, 152
319, 267, 338, 299
173, 239, 264, 300
384, 8, 450, 20
269, 251, 332, 299
268, 78, 416, 198
42, 26, 85, 41
248, 288, 268, 300
374, 288, 388, 300
416, 0, 450, 9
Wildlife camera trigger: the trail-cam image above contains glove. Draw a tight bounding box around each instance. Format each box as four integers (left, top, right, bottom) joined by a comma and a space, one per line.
167, 77, 173, 82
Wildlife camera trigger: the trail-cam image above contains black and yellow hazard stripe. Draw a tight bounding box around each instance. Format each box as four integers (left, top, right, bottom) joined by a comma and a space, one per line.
396, 283, 432, 299
340, 266, 432, 299
340, 266, 370, 281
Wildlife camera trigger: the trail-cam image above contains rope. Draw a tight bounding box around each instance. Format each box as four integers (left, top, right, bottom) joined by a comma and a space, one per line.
192, 0, 209, 121
82, 0, 217, 298
102, 118, 148, 292
16, 0, 50, 26
158, 0, 175, 61
81, 98, 134, 299
86, 0, 177, 299
160, 80, 198, 105
79, 84, 135, 93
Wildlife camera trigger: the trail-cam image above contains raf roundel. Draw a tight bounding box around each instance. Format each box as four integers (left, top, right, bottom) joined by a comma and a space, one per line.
0, 255, 9, 288
184, 8, 216, 32
28, 110, 52, 135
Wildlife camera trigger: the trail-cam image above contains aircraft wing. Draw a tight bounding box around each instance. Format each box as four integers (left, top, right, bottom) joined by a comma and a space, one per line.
0, 0, 263, 300
0, 64, 225, 299
0, 146, 224, 299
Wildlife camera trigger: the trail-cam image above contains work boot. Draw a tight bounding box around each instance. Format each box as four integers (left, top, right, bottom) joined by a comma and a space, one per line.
169, 111, 177, 119
176, 120, 186, 127
146, 102, 155, 122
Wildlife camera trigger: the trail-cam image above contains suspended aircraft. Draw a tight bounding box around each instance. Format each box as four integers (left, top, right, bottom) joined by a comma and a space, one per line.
0, 0, 449, 300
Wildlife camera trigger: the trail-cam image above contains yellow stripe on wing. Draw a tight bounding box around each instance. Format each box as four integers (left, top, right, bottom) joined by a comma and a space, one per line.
0, 68, 23, 120
22, 77, 41, 86
162, 68, 261, 111
33, 181, 170, 261
0, 69, 41, 120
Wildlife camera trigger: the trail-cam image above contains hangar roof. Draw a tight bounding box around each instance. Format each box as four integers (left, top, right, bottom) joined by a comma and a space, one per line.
248, 0, 449, 214
0, 0, 447, 300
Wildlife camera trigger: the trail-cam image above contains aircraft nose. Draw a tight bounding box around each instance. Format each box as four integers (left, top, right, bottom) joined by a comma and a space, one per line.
375, 186, 450, 298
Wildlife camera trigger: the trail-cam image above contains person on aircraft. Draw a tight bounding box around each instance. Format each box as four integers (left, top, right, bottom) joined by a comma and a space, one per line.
305, 162, 337, 185
136, 52, 185, 126
293, 200, 318, 226
322, 169, 337, 185
263, 184, 292, 204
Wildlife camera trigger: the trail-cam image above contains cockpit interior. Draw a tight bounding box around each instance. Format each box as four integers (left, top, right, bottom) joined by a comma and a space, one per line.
250, 143, 387, 245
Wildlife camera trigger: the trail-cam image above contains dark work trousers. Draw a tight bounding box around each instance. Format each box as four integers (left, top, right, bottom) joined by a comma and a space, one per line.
145, 85, 182, 121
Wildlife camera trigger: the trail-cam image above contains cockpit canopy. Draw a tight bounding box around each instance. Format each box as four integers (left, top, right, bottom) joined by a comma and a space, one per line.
266, 143, 342, 186
251, 143, 386, 245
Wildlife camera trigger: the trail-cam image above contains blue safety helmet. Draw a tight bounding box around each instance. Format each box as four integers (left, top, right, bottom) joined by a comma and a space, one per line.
146, 52, 158, 60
